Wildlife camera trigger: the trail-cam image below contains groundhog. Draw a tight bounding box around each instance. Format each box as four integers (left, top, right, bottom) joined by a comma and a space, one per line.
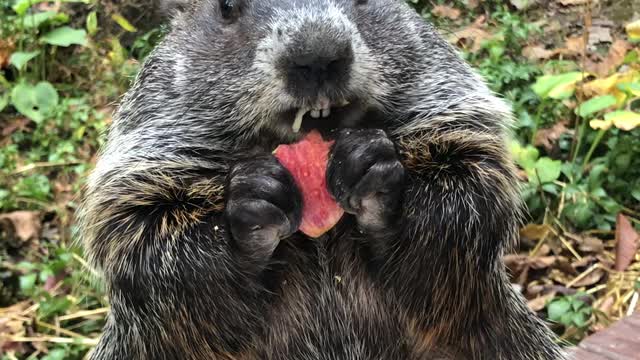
79, 0, 567, 359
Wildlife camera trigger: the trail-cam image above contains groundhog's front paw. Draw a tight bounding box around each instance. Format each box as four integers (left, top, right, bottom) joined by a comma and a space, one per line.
327, 129, 405, 232
225, 155, 302, 260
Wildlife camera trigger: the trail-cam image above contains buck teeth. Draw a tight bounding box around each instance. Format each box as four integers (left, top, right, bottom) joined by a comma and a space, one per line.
321, 108, 331, 118
310, 109, 321, 119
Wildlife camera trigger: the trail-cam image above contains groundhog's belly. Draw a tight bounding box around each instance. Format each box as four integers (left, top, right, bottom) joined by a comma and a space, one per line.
250, 231, 427, 360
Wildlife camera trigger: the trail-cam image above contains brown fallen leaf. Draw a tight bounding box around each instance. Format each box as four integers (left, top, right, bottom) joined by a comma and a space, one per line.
569, 268, 605, 287
431, 5, 460, 20
449, 17, 493, 53
0, 211, 42, 245
529, 256, 559, 270
522, 45, 555, 61
520, 223, 552, 241
534, 121, 570, 153
466, 0, 479, 9
572, 255, 597, 269
564, 35, 586, 56
595, 295, 615, 316
614, 213, 639, 271
577, 236, 605, 254
557, 0, 589, 5
505, 254, 528, 274
0, 39, 14, 69
585, 39, 631, 77
1, 117, 31, 138
527, 291, 557, 312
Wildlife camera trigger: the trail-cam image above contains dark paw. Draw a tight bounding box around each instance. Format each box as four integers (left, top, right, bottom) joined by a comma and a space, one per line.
327, 129, 405, 232
225, 155, 302, 260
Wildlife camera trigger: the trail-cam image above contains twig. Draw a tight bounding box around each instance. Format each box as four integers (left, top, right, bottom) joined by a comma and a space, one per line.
628, 292, 639, 316
12, 161, 81, 175
72, 253, 100, 278
57, 307, 109, 322
7, 336, 99, 346
566, 263, 600, 287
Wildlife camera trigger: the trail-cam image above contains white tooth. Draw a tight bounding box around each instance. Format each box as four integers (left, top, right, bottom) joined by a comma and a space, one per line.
310, 109, 321, 119
292, 107, 308, 133
321, 108, 331, 118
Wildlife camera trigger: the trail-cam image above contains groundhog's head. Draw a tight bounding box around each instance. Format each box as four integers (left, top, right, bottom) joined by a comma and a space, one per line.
153, 0, 437, 142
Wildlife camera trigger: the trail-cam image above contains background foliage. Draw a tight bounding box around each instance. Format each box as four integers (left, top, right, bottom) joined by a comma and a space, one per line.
1, 0, 639, 358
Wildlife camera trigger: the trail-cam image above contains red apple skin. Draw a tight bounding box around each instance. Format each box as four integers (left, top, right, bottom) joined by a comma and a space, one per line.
274, 131, 344, 238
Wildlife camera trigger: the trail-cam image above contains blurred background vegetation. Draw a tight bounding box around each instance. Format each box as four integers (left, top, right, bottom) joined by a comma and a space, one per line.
1, 0, 639, 359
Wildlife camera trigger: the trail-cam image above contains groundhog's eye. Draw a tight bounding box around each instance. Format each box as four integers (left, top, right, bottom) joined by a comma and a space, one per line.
355, 0, 369, 5
219, 0, 238, 21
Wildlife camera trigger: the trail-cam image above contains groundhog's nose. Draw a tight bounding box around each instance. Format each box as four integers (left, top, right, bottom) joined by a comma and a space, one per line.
284, 43, 354, 99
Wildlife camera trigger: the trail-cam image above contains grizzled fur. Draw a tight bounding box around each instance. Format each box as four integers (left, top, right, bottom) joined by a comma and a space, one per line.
79, 0, 567, 359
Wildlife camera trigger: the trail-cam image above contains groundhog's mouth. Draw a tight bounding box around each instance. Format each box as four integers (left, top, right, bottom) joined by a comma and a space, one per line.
281, 99, 371, 137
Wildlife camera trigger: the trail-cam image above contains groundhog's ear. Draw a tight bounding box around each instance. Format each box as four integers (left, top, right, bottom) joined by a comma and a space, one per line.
158, 0, 190, 17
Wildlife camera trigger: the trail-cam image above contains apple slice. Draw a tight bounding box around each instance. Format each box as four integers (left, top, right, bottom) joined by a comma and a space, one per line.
274, 131, 344, 238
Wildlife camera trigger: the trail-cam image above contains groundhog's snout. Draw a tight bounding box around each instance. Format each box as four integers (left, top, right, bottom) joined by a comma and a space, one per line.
284, 42, 354, 100
276, 19, 355, 102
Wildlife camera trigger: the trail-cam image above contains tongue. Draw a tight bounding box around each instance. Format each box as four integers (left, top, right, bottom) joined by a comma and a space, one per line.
273, 131, 344, 238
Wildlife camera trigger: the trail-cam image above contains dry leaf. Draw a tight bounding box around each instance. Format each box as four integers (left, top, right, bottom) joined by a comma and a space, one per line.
572, 255, 597, 269
570, 268, 605, 287
614, 213, 639, 271
557, 0, 589, 5
0, 39, 14, 69
520, 223, 552, 241
0, 211, 41, 244
534, 121, 570, 153
585, 40, 631, 77
595, 295, 615, 315
466, 0, 479, 9
530, 256, 558, 270
564, 35, 586, 56
523, 45, 555, 61
505, 254, 528, 273
431, 5, 461, 20
549, 269, 573, 284
528, 291, 557, 312
1, 118, 31, 138
577, 236, 605, 254
449, 17, 493, 53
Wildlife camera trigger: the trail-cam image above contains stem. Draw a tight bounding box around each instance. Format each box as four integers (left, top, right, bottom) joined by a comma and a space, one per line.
581, 129, 606, 172
571, 115, 589, 180
530, 100, 545, 144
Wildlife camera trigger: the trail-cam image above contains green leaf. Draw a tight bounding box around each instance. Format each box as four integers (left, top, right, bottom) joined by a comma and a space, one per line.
14, 174, 51, 201
86, 11, 98, 36
617, 82, 640, 95
111, 13, 137, 32
529, 157, 562, 184
42, 349, 67, 360
547, 298, 571, 321
9, 51, 40, 71
0, 90, 9, 112
577, 95, 617, 118
509, 141, 539, 170
571, 299, 586, 311
571, 312, 588, 327
13, 0, 91, 14
22, 11, 58, 29
19, 273, 37, 292
39, 295, 72, 318
10, 81, 59, 123
41, 26, 87, 47
532, 72, 584, 100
